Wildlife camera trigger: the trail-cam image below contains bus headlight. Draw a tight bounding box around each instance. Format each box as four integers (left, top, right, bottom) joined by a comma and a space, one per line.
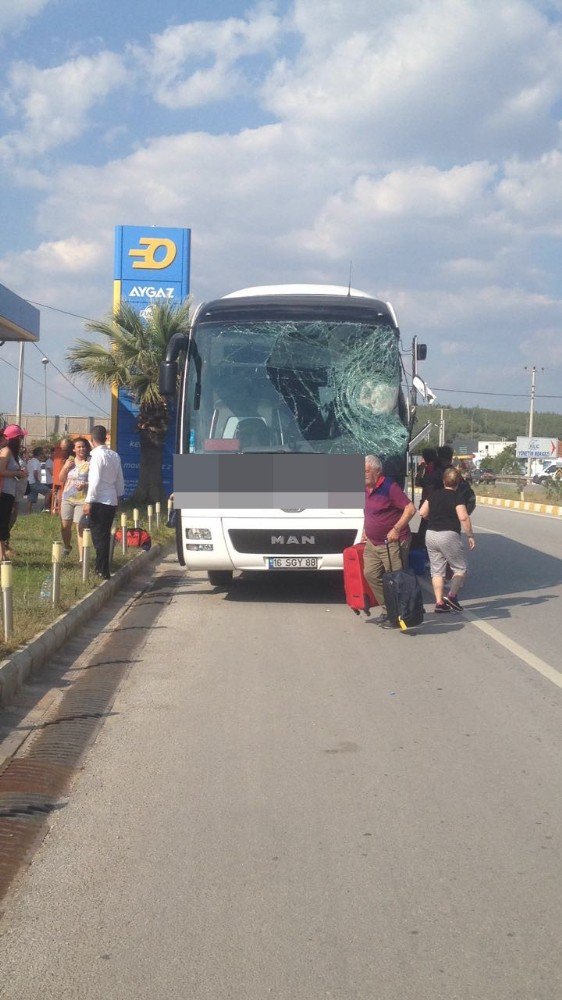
186, 528, 212, 540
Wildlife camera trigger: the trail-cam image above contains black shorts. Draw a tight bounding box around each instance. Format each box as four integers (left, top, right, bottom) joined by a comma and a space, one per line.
0, 492, 15, 542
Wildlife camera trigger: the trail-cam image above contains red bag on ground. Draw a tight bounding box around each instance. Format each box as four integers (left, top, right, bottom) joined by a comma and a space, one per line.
343, 543, 378, 616
114, 528, 152, 551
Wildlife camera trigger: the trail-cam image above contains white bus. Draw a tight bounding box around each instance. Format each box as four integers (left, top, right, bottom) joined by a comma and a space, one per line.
160, 284, 411, 587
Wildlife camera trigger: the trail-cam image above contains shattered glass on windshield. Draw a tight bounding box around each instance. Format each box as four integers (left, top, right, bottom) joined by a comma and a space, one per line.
185, 319, 409, 465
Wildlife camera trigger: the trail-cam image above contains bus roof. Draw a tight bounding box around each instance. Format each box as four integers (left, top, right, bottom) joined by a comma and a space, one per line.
195, 284, 399, 328
223, 284, 375, 299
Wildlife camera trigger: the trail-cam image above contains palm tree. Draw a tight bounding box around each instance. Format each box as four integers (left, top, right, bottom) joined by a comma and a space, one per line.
67, 299, 191, 503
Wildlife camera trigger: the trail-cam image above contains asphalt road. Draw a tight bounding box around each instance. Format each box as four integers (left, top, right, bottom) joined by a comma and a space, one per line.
0, 507, 561, 1000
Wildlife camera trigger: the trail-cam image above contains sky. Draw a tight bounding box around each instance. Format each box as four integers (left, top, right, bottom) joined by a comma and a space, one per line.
1, 0, 562, 421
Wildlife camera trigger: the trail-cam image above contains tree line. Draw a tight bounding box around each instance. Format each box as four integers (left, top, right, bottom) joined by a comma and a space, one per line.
415, 404, 561, 444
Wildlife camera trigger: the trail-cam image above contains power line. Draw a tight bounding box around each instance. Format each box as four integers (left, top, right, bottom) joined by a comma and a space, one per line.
22, 298, 111, 414
430, 387, 562, 400
400, 365, 561, 400
26, 299, 96, 322
0, 355, 108, 416
29, 341, 109, 415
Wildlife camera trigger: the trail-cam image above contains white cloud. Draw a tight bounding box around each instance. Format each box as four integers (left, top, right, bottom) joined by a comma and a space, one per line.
520, 327, 562, 364
288, 0, 418, 50
0, 237, 105, 281
440, 341, 466, 357
1, 0, 562, 409
496, 150, 562, 235
264, 0, 562, 162
0, 51, 127, 159
291, 162, 496, 260
134, 3, 281, 108
0, 0, 52, 37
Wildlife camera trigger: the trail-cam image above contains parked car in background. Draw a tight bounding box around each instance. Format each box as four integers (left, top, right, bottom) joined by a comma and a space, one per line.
532, 462, 562, 486
472, 467, 496, 485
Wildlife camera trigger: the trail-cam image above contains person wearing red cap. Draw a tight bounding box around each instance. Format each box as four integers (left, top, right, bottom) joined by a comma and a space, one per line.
0, 424, 27, 560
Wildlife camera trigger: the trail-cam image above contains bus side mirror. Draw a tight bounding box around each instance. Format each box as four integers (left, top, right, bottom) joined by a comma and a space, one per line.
159, 361, 178, 396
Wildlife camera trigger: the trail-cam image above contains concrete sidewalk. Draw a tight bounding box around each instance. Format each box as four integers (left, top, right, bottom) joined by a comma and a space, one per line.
0, 543, 169, 709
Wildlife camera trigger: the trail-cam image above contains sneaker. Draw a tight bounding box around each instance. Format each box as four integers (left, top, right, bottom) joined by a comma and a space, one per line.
434, 602, 451, 614
444, 594, 463, 612
62, 547, 72, 557
378, 614, 398, 629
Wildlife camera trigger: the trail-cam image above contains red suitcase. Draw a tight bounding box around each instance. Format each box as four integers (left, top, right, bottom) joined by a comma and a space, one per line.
343, 543, 378, 615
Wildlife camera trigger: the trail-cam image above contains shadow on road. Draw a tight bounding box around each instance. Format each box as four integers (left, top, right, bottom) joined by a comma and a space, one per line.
201, 530, 561, 614
223, 570, 345, 605
468, 531, 562, 598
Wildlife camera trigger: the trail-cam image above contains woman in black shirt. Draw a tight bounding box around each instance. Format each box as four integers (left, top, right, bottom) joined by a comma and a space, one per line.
418, 467, 476, 612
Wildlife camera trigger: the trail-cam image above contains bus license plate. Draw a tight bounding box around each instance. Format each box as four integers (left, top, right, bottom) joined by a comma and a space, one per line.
268, 557, 319, 570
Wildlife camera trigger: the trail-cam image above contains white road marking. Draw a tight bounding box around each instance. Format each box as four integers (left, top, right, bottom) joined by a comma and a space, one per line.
419, 580, 562, 689
462, 610, 562, 689
476, 505, 561, 521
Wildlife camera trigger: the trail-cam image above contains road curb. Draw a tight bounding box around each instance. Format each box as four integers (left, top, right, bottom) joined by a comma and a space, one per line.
0, 544, 169, 709
475, 496, 562, 516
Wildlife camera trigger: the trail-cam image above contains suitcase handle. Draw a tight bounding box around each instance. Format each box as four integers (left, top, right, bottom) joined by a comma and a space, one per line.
385, 539, 405, 572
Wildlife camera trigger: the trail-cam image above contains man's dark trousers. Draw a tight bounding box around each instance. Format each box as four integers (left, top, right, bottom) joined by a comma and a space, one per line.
90, 502, 117, 578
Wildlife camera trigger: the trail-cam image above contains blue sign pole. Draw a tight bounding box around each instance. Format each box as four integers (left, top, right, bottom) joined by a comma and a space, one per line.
113, 226, 191, 497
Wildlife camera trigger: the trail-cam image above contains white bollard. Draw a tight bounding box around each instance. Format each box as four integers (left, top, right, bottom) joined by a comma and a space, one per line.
133, 507, 139, 529
1, 560, 14, 642
147, 505, 153, 534
82, 528, 92, 583
121, 512, 128, 554
155, 501, 161, 530
52, 541, 63, 606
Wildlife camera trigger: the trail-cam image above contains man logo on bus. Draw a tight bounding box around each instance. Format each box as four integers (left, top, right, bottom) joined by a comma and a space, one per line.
271, 535, 315, 545
129, 237, 177, 270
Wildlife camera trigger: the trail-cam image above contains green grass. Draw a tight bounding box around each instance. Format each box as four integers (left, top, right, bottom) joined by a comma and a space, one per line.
474, 483, 549, 502
1, 506, 172, 660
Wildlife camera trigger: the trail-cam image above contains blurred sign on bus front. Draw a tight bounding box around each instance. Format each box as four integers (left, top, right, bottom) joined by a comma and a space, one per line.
516, 436, 559, 459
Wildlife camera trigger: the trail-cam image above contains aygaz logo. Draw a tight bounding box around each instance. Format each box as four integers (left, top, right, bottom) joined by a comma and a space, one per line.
129, 286, 175, 298
117, 226, 189, 284
128, 236, 177, 270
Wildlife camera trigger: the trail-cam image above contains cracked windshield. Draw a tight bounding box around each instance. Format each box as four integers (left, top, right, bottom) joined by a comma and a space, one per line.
184, 319, 409, 464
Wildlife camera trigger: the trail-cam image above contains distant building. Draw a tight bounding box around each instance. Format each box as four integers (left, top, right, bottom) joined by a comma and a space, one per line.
476, 440, 515, 463
451, 438, 478, 458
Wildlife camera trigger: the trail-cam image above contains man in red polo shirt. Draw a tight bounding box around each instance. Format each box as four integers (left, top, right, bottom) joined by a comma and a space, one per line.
363, 454, 416, 626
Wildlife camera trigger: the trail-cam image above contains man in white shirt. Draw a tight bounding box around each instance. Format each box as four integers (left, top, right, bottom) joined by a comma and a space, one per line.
43, 448, 54, 486
27, 446, 51, 506
83, 425, 124, 579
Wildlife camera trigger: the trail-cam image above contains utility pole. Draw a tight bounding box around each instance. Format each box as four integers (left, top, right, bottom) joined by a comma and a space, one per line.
411, 335, 418, 414
524, 365, 544, 482
42, 357, 49, 439
438, 408, 445, 447
16, 342, 25, 426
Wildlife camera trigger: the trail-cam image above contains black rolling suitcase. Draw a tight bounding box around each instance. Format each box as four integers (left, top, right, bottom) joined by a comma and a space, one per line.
382, 542, 425, 631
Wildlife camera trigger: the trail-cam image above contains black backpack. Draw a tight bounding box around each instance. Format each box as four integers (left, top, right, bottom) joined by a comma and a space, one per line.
382, 543, 425, 630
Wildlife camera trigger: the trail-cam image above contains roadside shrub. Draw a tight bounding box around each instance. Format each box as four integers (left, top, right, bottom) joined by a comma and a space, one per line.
544, 479, 562, 503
